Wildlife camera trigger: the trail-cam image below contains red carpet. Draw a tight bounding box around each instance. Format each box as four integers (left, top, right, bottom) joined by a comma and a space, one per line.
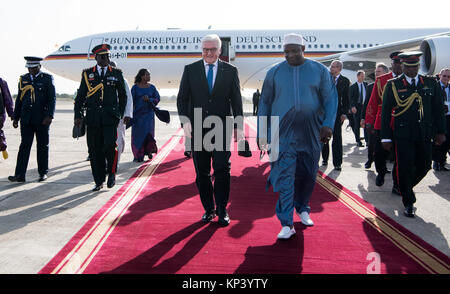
40, 125, 450, 274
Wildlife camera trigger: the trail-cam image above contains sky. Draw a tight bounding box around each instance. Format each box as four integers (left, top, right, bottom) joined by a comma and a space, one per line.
0, 0, 449, 96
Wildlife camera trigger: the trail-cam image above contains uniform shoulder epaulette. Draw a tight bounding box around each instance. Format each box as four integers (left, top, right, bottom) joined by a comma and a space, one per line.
391, 75, 404, 82
422, 75, 437, 81
83, 67, 94, 73
112, 67, 123, 73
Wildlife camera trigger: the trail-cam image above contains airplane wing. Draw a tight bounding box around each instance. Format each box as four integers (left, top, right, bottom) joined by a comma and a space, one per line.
316, 31, 450, 63
242, 31, 450, 88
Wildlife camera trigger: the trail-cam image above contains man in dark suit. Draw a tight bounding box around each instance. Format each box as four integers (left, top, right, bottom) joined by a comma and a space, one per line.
381, 52, 446, 217
432, 68, 450, 171
177, 34, 244, 227
8, 57, 56, 183
74, 44, 127, 191
322, 60, 350, 171
252, 89, 260, 116
350, 70, 368, 147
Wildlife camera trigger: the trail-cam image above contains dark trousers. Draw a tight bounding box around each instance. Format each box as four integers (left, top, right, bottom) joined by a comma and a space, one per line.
322, 117, 343, 167
366, 130, 376, 163
253, 104, 258, 116
432, 115, 450, 164
373, 130, 398, 188
395, 139, 432, 207
15, 123, 49, 178
87, 125, 118, 186
374, 130, 390, 175
353, 104, 363, 143
192, 150, 231, 215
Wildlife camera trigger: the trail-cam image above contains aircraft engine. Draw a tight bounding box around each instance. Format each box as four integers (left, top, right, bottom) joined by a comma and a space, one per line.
420, 36, 450, 75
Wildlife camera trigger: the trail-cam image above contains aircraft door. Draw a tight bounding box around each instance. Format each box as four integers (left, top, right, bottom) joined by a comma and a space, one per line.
88, 38, 104, 59
220, 37, 234, 63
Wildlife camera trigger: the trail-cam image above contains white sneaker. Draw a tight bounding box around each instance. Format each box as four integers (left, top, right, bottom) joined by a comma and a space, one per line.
297, 211, 314, 226
277, 226, 296, 239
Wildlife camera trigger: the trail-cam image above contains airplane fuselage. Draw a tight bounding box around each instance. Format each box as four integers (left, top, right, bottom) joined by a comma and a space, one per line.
43, 28, 449, 89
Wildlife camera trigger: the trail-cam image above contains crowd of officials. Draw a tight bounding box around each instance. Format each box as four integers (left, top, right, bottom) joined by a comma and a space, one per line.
1, 33, 448, 239
4, 45, 162, 192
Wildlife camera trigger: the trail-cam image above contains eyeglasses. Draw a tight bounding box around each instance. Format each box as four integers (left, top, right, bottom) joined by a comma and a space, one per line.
202, 48, 218, 53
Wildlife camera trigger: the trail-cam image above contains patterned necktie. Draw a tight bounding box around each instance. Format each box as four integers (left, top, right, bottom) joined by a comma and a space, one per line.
207, 64, 214, 94
411, 78, 416, 88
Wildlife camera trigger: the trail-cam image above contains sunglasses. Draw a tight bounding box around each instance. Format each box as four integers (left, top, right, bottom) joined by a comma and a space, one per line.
442, 75, 450, 78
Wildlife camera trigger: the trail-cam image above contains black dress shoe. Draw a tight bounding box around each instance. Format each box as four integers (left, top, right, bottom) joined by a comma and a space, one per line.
201, 211, 216, 223
365, 160, 372, 169
184, 151, 192, 158
92, 184, 103, 192
375, 173, 385, 187
218, 212, 231, 227
334, 166, 342, 171
357, 142, 364, 147
39, 174, 48, 182
391, 186, 401, 196
322, 161, 328, 166
404, 205, 416, 218
107, 173, 116, 188
8, 175, 25, 183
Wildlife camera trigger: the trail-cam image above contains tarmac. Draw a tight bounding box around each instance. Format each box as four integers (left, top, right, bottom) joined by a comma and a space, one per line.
0, 100, 449, 274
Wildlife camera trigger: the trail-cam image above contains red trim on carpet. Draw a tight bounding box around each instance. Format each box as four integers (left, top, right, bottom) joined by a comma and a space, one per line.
39, 125, 450, 274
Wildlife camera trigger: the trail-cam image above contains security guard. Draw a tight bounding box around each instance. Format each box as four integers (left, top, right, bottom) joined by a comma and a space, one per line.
74, 44, 127, 191
8, 57, 56, 183
380, 51, 446, 217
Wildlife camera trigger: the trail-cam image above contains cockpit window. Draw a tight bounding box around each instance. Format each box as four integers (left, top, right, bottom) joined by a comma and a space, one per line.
58, 45, 71, 52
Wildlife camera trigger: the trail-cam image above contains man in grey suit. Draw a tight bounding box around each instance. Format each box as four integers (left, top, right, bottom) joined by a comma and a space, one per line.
177, 34, 244, 227
350, 70, 368, 147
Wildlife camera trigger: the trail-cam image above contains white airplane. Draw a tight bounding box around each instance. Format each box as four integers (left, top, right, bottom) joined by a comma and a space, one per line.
43, 28, 450, 90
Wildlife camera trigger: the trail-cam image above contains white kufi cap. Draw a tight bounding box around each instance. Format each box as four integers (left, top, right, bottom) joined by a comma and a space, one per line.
283, 33, 304, 46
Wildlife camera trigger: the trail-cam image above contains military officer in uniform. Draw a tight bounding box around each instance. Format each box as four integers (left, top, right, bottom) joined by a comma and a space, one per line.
8, 57, 56, 183
381, 52, 446, 217
74, 44, 127, 191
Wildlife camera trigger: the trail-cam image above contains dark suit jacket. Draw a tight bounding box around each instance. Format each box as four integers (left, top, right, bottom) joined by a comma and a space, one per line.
177, 59, 243, 128
350, 81, 368, 108
335, 75, 350, 117
14, 72, 56, 125
74, 66, 127, 126
363, 83, 374, 119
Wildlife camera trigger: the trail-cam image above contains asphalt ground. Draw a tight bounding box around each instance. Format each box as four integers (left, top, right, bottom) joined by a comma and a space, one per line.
0, 100, 448, 274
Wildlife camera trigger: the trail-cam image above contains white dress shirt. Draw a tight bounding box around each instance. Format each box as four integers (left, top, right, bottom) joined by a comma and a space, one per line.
203, 59, 219, 88
440, 81, 450, 116
30, 71, 42, 81
404, 74, 419, 86
97, 65, 107, 78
